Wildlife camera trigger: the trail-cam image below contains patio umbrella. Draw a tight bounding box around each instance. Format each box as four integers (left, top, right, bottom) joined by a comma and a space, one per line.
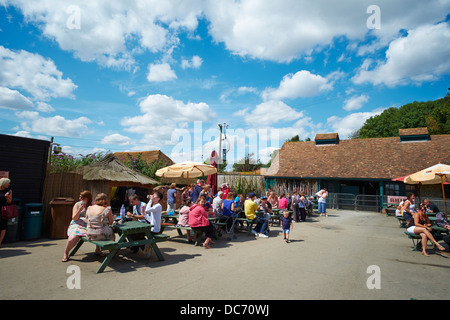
155, 161, 218, 188
403, 163, 450, 218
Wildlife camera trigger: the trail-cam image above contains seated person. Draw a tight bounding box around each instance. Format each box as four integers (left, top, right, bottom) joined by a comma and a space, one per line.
258, 196, 272, 236
189, 196, 216, 249
395, 200, 404, 217
244, 192, 268, 238
176, 199, 194, 242
423, 198, 441, 214
212, 191, 224, 218
144, 191, 163, 235
126, 194, 147, 222
406, 203, 445, 256
278, 193, 288, 211
220, 192, 236, 231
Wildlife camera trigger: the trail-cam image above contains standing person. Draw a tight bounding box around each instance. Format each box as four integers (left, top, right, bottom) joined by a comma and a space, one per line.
316, 188, 328, 217
192, 179, 204, 203
188, 184, 195, 200
86, 193, 115, 256
189, 196, 216, 248
0, 178, 12, 248
221, 183, 230, 200
62, 190, 92, 262
181, 186, 190, 203
167, 183, 177, 212
292, 191, 301, 222
286, 193, 292, 211
298, 192, 307, 222
281, 211, 293, 243
144, 191, 163, 234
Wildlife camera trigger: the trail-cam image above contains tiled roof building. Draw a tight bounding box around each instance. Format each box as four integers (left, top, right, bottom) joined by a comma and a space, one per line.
266, 128, 450, 199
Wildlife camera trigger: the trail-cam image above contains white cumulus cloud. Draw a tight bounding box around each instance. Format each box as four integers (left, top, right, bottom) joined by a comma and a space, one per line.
262, 70, 333, 101
352, 22, 450, 87
0, 46, 77, 101
147, 63, 177, 82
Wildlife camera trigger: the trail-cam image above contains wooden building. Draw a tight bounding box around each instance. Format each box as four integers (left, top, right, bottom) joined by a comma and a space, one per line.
265, 128, 450, 200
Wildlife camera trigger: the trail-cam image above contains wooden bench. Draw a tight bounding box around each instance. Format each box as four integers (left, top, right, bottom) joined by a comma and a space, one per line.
162, 224, 222, 246
68, 221, 167, 273
404, 231, 432, 251
396, 216, 407, 228
382, 203, 399, 216
236, 217, 256, 236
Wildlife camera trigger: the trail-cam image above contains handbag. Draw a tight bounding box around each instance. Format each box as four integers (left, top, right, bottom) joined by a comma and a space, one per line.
2, 204, 19, 219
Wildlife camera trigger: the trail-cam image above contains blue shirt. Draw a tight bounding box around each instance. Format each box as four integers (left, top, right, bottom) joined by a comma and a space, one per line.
281, 216, 292, 230
223, 199, 234, 217
167, 189, 176, 204
192, 184, 202, 203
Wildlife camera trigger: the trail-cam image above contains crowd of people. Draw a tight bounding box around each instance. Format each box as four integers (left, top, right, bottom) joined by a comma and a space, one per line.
398, 192, 450, 256
2, 175, 449, 259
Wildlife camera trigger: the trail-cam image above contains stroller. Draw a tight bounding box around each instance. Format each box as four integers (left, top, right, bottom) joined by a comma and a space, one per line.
216, 212, 240, 241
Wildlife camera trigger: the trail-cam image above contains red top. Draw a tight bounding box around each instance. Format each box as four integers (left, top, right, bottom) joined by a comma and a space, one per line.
278, 197, 288, 209
189, 204, 209, 228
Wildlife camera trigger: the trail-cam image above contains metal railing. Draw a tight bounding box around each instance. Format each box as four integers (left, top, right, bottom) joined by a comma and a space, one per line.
319, 193, 450, 213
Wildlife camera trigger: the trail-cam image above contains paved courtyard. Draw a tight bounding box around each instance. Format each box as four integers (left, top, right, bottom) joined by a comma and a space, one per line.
1, 209, 449, 300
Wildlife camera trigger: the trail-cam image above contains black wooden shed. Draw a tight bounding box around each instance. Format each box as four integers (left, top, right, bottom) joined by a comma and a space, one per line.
0, 134, 50, 205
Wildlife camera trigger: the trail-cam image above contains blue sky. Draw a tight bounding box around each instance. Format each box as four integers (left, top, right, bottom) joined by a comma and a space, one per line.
0, 1, 449, 169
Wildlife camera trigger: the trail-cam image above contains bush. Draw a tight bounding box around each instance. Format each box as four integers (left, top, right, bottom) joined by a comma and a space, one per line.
50, 152, 104, 173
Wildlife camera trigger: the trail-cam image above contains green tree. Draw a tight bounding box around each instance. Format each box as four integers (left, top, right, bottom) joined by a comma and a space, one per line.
232, 153, 262, 172
353, 95, 450, 138
121, 153, 168, 180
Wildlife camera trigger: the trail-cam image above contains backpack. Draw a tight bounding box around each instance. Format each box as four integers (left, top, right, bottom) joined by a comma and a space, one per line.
435, 212, 449, 227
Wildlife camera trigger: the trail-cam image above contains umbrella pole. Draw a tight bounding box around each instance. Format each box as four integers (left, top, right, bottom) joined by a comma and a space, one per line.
441, 175, 447, 220
187, 172, 189, 189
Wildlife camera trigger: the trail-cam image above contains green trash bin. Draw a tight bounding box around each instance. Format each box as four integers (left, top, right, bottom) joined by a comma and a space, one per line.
22, 203, 44, 241
4, 198, 22, 243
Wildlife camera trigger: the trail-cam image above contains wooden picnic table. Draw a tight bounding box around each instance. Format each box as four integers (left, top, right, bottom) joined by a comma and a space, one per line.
68, 221, 168, 273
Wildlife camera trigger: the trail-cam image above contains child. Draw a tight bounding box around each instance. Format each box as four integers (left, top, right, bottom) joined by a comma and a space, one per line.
281, 210, 293, 243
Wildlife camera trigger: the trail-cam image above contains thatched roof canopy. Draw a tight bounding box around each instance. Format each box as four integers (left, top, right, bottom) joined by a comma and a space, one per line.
83, 154, 159, 186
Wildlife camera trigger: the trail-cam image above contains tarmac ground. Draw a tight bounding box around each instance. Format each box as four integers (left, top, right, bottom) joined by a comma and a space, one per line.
1, 209, 449, 301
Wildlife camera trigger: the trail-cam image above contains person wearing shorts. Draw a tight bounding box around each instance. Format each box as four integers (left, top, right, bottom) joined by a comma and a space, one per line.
281, 211, 293, 243
406, 203, 445, 256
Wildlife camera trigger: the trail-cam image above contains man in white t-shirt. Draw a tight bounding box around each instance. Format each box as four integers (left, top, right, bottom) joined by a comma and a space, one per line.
316, 188, 328, 217
144, 191, 163, 234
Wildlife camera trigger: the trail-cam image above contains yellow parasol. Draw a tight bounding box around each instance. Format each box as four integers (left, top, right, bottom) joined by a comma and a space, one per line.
155, 161, 218, 187
403, 163, 450, 219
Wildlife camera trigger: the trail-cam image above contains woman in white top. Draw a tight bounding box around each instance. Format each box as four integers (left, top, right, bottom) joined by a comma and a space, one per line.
144, 191, 163, 234
402, 193, 416, 222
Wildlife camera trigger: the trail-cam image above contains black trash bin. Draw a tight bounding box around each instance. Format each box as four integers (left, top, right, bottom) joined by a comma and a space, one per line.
4, 198, 22, 243
22, 203, 44, 241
